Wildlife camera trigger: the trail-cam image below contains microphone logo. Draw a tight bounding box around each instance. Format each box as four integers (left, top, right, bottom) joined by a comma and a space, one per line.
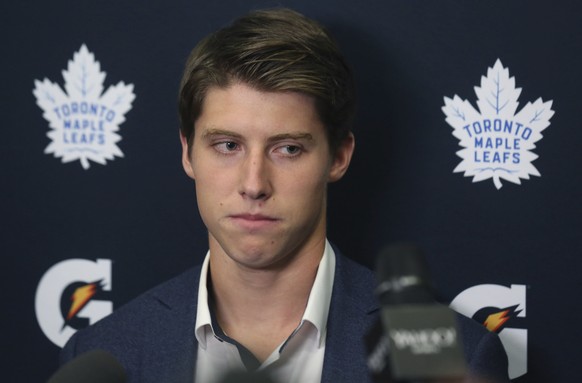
389, 327, 457, 354
35, 258, 114, 347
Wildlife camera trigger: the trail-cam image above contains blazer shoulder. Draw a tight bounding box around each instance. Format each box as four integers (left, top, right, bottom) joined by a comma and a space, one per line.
457, 313, 511, 382
60, 266, 202, 364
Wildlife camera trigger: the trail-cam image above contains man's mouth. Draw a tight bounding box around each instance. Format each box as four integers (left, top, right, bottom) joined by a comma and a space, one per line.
229, 213, 279, 230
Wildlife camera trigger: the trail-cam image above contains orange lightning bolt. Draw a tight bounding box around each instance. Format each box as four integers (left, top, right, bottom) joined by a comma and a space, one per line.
66, 283, 98, 320
484, 309, 511, 332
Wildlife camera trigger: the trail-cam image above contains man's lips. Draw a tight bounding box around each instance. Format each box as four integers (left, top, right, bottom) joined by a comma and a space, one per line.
230, 213, 278, 221
228, 214, 279, 229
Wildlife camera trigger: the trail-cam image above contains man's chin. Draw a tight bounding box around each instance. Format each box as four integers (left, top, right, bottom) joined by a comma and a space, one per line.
226, 242, 295, 271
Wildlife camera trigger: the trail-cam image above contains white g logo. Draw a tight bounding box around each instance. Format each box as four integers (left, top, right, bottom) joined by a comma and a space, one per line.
35, 258, 113, 347
450, 284, 527, 380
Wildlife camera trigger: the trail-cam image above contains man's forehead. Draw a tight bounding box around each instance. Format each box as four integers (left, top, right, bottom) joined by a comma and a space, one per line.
199, 127, 316, 142
202, 83, 318, 109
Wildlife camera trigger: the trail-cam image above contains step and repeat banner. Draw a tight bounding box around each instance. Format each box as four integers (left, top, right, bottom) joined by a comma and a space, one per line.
2, 1, 581, 381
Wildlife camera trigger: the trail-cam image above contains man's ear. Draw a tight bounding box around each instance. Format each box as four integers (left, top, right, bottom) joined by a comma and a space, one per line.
328, 132, 355, 183
180, 131, 196, 180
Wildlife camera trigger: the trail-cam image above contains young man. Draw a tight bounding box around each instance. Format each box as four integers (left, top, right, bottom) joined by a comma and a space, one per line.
60, 8, 509, 383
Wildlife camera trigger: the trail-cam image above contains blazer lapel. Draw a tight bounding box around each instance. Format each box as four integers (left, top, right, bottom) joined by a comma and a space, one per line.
143, 267, 201, 383
321, 253, 379, 383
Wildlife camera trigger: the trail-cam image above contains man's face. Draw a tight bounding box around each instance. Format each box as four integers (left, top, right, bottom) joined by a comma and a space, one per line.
181, 82, 354, 270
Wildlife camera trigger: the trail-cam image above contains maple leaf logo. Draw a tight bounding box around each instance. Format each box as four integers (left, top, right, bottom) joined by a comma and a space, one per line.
33, 45, 135, 169
442, 59, 554, 189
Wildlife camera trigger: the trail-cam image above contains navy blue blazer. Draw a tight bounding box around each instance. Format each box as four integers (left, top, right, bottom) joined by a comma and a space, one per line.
61, 253, 509, 382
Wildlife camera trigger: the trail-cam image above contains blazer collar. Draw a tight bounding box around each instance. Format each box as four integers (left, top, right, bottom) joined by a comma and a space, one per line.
321, 251, 379, 383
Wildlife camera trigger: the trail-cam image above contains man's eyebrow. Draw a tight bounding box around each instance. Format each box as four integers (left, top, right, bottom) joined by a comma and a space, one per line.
267, 133, 314, 142
201, 129, 314, 142
201, 128, 243, 139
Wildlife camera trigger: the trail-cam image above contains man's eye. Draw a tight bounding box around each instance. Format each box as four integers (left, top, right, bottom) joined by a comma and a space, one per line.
224, 142, 238, 151
278, 145, 302, 156
215, 141, 239, 153
285, 145, 300, 154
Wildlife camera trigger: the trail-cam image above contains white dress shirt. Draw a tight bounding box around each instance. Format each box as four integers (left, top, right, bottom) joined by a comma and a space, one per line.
194, 240, 336, 383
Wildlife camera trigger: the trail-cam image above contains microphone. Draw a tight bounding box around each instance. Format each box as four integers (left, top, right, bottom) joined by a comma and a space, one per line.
47, 349, 126, 383
366, 243, 466, 383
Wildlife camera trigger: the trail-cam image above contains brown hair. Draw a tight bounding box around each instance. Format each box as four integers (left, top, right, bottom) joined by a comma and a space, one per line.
178, 8, 356, 153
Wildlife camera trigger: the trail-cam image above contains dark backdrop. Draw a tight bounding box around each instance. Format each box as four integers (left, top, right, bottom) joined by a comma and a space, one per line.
2, 1, 580, 381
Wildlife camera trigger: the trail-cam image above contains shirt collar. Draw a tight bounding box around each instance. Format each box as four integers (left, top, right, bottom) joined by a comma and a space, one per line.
301, 239, 336, 347
194, 251, 212, 349
194, 240, 336, 349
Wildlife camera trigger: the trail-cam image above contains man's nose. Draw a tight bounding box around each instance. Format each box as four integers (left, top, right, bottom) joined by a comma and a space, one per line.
238, 151, 273, 201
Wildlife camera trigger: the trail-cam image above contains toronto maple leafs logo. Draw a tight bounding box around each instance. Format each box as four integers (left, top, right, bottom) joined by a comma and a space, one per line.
442, 59, 554, 189
33, 45, 135, 169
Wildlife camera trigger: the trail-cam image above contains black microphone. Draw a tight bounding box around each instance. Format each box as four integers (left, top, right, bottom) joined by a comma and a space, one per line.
47, 349, 126, 383
366, 243, 466, 383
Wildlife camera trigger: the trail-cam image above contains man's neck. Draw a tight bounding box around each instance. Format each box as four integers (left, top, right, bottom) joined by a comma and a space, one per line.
207, 237, 326, 362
